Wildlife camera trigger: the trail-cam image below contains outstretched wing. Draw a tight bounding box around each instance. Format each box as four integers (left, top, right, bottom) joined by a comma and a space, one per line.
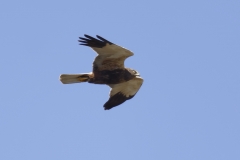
104, 76, 143, 110
78, 34, 134, 71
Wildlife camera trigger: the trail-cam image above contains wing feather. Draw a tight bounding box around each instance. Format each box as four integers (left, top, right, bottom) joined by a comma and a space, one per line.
78, 34, 134, 71
104, 76, 143, 110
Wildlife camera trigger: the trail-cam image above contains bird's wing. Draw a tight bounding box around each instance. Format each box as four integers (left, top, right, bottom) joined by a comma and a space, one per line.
104, 76, 143, 110
78, 34, 134, 71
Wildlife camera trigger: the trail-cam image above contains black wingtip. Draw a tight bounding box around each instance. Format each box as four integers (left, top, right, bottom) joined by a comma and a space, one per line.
103, 93, 134, 110
96, 35, 113, 44
78, 34, 114, 48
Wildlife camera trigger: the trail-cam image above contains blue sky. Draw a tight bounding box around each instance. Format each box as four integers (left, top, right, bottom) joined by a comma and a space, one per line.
1, 0, 240, 159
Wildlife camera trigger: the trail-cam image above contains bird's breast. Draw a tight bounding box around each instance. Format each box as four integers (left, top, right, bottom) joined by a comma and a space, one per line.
89, 69, 133, 84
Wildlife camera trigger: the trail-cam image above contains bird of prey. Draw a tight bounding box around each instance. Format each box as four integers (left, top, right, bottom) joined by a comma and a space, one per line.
60, 34, 143, 110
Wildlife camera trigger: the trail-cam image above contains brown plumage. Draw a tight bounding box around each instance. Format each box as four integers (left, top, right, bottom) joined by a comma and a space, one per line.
60, 34, 143, 110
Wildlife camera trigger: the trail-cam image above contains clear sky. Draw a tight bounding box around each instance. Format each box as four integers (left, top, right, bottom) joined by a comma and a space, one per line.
1, 0, 240, 160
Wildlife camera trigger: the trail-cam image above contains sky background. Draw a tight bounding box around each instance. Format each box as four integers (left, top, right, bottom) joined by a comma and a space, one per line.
0, 0, 240, 160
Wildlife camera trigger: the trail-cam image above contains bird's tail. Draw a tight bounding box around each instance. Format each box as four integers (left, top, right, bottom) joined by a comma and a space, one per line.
59, 73, 91, 84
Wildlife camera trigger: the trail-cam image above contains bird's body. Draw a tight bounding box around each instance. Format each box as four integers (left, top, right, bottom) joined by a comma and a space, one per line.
88, 68, 135, 84
60, 34, 143, 110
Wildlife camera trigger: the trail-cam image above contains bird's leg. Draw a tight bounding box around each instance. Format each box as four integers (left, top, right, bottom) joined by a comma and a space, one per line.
89, 72, 94, 78
77, 74, 90, 82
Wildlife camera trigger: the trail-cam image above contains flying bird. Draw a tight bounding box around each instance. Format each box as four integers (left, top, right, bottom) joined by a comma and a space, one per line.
60, 34, 143, 110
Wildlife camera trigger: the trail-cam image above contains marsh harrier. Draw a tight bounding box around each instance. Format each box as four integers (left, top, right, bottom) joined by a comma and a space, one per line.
60, 34, 143, 110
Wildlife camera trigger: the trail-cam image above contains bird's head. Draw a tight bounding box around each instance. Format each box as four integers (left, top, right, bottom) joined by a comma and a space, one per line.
128, 68, 140, 77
